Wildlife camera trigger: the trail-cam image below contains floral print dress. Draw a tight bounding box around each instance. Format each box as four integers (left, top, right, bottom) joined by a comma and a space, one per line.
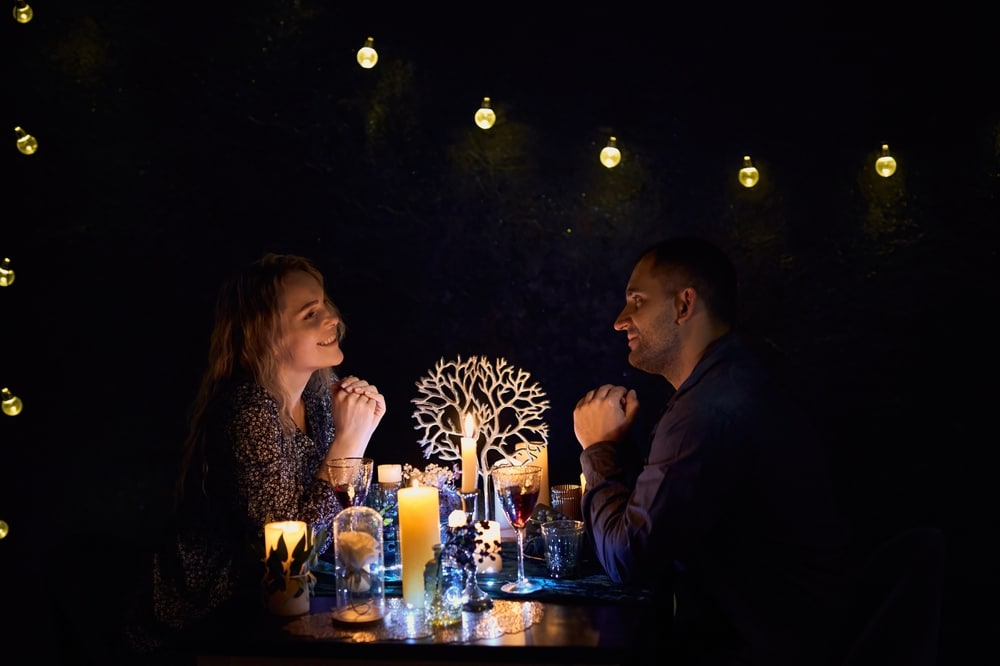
128, 378, 341, 652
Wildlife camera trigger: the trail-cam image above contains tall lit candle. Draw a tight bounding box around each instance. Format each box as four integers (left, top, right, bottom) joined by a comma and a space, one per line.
397, 485, 440, 608
460, 412, 478, 493
264, 520, 308, 574
378, 463, 402, 485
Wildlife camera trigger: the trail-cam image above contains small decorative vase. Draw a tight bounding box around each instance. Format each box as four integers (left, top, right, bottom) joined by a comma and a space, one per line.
368, 481, 401, 583
424, 543, 465, 628
267, 574, 311, 616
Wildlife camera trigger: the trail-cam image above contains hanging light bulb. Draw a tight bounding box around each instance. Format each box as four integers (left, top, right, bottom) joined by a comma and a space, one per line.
1, 387, 23, 416
600, 136, 621, 168
475, 97, 496, 129
357, 36, 378, 69
874, 143, 897, 177
738, 155, 760, 188
0, 257, 13, 287
0, 520, 8, 539
14, 126, 37, 155
13, 1, 32, 23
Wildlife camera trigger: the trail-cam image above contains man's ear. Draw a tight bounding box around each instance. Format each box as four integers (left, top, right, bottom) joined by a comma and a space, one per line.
675, 287, 696, 323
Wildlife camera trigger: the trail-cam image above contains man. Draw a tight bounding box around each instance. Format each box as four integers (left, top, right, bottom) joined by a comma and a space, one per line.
574, 236, 849, 665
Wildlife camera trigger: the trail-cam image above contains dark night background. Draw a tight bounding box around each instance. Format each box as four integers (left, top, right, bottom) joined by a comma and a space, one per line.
1, 2, 997, 663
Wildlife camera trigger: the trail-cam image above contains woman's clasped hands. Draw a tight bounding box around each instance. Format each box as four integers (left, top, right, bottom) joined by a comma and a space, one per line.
328, 375, 386, 457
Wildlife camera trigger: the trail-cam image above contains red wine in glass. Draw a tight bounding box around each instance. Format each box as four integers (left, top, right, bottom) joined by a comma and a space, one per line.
497, 486, 539, 528
491, 465, 543, 594
333, 484, 358, 508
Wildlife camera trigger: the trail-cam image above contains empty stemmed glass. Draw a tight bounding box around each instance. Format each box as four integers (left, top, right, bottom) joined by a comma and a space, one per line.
326, 457, 374, 510
491, 465, 543, 594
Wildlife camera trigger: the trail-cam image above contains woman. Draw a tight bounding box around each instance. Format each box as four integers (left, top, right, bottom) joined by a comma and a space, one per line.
127, 252, 385, 653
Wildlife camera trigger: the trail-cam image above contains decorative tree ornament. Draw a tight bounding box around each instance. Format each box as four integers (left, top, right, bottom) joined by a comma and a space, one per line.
411, 355, 550, 500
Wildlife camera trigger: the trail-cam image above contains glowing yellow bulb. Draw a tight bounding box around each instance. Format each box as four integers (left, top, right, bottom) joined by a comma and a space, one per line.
0, 520, 8, 539
0, 257, 13, 287
738, 155, 760, 188
600, 136, 621, 168
2, 387, 23, 416
475, 97, 496, 129
875, 143, 896, 177
357, 37, 378, 69
13, 1, 32, 23
15, 126, 37, 155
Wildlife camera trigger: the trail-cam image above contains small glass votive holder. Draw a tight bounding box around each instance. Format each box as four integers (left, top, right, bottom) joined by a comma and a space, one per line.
550, 483, 583, 520
332, 506, 386, 624
541, 519, 585, 579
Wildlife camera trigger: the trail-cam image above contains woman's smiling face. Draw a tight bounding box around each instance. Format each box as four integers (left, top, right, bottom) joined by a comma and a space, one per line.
278, 269, 345, 374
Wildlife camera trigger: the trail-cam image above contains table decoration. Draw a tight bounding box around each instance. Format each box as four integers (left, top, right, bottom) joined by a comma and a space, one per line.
400, 462, 464, 526
424, 543, 465, 627
262, 520, 316, 616
370, 463, 403, 582
397, 485, 440, 608
283, 597, 544, 643
411, 355, 551, 521
447, 495, 496, 611
331, 506, 386, 624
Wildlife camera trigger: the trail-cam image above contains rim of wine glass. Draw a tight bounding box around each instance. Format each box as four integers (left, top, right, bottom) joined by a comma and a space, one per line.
490, 464, 542, 481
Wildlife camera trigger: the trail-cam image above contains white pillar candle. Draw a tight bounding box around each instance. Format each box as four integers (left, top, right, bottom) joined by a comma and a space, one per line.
460, 412, 478, 493
475, 519, 504, 574
378, 464, 402, 484
397, 485, 440, 608
264, 520, 308, 575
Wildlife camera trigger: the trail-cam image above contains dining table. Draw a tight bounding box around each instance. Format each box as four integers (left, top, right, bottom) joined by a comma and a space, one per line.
194, 535, 660, 666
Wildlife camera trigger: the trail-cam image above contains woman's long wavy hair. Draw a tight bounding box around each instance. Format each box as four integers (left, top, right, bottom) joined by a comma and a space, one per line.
174, 253, 343, 508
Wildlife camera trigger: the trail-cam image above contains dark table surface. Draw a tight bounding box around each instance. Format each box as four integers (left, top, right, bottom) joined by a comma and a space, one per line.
195, 541, 659, 665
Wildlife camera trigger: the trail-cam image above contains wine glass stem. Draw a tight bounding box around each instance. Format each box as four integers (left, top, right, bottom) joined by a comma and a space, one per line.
515, 526, 527, 584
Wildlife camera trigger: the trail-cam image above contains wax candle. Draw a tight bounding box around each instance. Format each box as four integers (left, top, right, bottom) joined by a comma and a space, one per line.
460, 412, 478, 493
264, 520, 308, 574
397, 485, 440, 608
378, 463, 402, 484
536, 443, 549, 507
475, 519, 504, 574
515, 441, 549, 507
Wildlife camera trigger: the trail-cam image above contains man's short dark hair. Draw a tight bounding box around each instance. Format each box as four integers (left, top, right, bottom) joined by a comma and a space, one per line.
641, 236, 739, 326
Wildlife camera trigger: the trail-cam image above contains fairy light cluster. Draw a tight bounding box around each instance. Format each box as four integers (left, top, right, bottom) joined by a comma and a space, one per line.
3, 0, 35, 545
349, 35, 899, 179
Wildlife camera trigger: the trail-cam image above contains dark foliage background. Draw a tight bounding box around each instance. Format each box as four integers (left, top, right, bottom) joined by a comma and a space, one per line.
1, 2, 997, 662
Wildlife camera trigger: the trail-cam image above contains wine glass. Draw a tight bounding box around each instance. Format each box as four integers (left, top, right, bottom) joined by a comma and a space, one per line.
325, 457, 374, 509
491, 465, 543, 594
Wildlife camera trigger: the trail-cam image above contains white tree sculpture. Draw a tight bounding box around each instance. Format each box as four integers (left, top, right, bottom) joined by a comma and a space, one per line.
412, 355, 550, 514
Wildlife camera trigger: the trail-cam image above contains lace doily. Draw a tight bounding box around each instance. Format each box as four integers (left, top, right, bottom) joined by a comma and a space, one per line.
283, 597, 543, 643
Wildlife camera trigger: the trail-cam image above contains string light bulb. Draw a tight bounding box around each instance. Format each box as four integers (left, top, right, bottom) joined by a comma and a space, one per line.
14, 126, 37, 155
738, 155, 760, 188
12, 1, 32, 23
600, 136, 621, 168
475, 97, 496, 129
0, 520, 8, 539
0, 257, 13, 287
1, 387, 23, 416
357, 36, 378, 69
875, 143, 897, 177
